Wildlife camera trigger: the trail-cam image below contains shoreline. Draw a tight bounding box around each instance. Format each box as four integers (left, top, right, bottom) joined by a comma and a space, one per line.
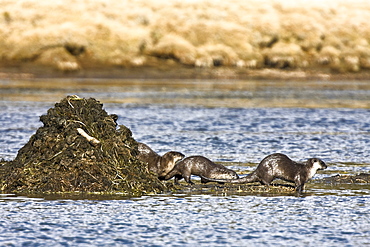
1, 65, 370, 81
1, 67, 370, 108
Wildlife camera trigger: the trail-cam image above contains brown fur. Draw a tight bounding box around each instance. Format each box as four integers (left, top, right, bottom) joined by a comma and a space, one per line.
137, 143, 185, 179
164, 155, 238, 184
201, 153, 327, 192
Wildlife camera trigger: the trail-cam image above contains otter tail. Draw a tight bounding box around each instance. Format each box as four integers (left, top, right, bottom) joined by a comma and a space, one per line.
200, 173, 259, 184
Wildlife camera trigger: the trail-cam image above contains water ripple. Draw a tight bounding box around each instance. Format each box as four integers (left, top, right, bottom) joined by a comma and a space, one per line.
1, 102, 369, 165
108, 105, 370, 164
1, 85, 370, 246
0, 195, 369, 246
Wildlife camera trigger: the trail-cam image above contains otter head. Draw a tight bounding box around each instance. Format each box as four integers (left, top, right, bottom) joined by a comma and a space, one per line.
306, 158, 327, 180
310, 158, 327, 171
158, 151, 185, 177
170, 151, 186, 163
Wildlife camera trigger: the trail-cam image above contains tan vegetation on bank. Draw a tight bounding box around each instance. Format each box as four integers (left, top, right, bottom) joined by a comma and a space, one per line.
1, 0, 370, 75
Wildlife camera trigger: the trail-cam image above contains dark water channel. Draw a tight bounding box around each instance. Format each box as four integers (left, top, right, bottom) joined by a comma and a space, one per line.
0, 79, 369, 246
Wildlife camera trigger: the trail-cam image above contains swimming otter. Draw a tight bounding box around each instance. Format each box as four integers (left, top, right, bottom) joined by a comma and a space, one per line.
201, 153, 327, 192
164, 155, 239, 185
137, 142, 185, 179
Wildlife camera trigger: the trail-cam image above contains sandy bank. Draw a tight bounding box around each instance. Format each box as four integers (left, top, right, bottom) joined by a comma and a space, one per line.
1, 0, 370, 79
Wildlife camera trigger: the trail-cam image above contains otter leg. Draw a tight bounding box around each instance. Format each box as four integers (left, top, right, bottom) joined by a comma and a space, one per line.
163, 168, 180, 181
294, 177, 305, 193
259, 178, 273, 186
184, 175, 194, 185
259, 180, 269, 185
295, 183, 305, 193
174, 175, 183, 185
257, 173, 274, 186
182, 171, 194, 185
179, 168, 194, 185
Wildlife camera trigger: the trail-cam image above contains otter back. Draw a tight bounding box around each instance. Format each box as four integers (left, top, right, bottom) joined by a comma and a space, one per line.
164, 155, 238, 184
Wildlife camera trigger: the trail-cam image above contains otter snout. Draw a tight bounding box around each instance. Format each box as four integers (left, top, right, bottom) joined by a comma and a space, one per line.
312, 158, 327, 170
319, 160, 327, 170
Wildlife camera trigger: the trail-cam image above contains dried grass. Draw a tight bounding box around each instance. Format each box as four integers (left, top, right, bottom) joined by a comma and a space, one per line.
1, 0, 370, 73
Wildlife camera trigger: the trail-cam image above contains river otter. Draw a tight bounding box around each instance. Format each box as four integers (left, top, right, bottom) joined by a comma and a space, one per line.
137, 142, 185, 179
201, 153, 327, 192
164, 155, 239, 185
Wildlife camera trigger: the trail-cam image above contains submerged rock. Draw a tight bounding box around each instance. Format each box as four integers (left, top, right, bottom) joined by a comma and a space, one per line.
0, 96, 167, 195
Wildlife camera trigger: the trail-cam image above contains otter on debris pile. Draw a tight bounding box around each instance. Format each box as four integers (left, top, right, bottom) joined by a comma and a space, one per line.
137, 142, 185, 179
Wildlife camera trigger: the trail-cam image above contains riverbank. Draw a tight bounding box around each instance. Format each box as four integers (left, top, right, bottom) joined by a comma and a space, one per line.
1, 0, 370, 80
2, 65, 370, 81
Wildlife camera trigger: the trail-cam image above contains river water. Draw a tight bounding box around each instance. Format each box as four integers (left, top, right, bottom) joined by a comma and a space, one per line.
0, 79, 369, 246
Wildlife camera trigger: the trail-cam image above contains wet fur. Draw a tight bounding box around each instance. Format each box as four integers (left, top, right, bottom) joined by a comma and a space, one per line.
137, 142, 185, 179
201, 153, 327, 192
164, 156, 239, 184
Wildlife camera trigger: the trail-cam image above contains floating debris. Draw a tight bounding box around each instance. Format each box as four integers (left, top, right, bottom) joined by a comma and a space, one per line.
317, 173, 370, 184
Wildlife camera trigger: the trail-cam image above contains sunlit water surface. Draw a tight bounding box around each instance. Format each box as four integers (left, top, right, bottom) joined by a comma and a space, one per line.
1, 102, 369, 164
0, 80, 370, 246
0, 194, 369, 246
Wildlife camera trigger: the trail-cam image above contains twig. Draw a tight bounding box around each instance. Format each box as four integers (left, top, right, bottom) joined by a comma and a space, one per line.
67, 120, 87, 127
47, 150, 64, 160
77, 128, 100, 145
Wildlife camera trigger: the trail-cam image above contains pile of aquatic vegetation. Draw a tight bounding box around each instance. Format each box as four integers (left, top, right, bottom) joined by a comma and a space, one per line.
0, 96, 167, 195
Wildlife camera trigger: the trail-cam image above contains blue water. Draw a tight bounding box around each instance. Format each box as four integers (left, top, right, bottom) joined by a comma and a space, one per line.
112, 105, 370, 164
0, 194, 369, 246
1, 81, 370, 246
1, 103, 369, 165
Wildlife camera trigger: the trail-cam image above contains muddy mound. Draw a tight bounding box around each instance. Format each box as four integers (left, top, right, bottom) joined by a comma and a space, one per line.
0, 96, 167, 195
